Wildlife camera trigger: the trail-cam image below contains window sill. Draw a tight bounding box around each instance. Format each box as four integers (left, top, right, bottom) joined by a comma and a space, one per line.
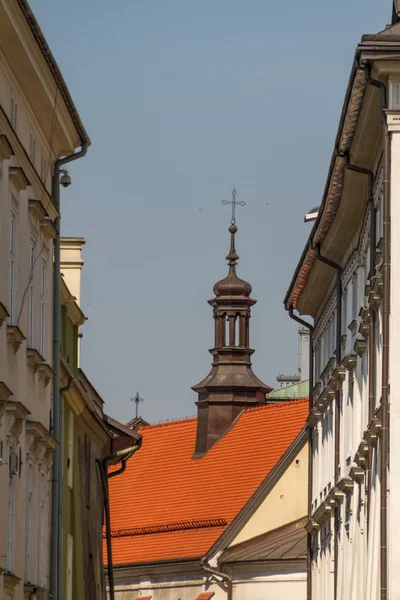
6, 325, 25, 351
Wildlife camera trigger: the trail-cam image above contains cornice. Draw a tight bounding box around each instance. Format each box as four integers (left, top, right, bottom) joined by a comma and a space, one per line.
0, 302, 9, 327
9, 166, 29, 191
0, 134, 12, 159
60, 278, 86, 326
7, 325, 25, 351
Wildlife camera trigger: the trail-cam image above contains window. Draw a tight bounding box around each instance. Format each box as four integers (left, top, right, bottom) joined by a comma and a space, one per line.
40, 154, 48, 183
7, 462, 15, 571
85, 434, 91, 508
67, 412, 74, 489
29, 130, 36, 165
26, 461, 34, 583
40, 261, 46, 356
28, 245, 34, 347
66, 534, 73, 600
38, 470, 46, 587
11, 93, 17, 130
342, 286, 348, 335
352, 273, 358, 321
9, 214, 16, 323
390, 81, 400, 109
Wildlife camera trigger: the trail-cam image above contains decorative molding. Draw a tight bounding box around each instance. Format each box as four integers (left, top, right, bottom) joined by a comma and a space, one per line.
354, 338, 367, 357
28, 199, 57, 240
26, 348, 44, 371
349, 463, 365, 483
38, 362, 54, 386
9, 166, 29, 191
336, 476, 354, 495
341, 353, 357, 371
0, 302, 9, 327
7, 325, 25, 350
307, 407, 323, 427
6, 401, 30, 445
358, 306, 370, 339
0, 382, 13, 425
369, 273, 383, 309
364, 414, 382, 447
4, 573, 21, 593
0, 134, 12, 160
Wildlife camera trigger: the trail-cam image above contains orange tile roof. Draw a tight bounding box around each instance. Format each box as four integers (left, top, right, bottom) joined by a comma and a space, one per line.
107, 399, 308, 565
196, 594, 214, 600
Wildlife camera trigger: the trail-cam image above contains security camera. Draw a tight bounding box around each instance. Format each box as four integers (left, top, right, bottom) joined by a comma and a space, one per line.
60, 170, 71, 188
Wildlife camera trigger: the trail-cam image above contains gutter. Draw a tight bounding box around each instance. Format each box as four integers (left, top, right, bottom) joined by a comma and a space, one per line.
287, 308, 313, 600
50, 144, 89, 600
200, 557, 232, 600
100, 443, 142, 600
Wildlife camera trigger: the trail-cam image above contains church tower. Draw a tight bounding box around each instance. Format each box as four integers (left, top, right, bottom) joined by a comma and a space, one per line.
192, 196, 272, 456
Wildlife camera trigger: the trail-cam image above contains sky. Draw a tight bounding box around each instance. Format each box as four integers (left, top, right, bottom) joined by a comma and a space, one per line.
30, 0, 390, 424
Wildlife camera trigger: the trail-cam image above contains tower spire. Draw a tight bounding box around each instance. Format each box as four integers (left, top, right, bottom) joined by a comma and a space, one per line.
192, 188, 271, 457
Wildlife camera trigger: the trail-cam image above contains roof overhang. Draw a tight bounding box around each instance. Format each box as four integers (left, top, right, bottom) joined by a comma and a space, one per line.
284, 31, 400, 317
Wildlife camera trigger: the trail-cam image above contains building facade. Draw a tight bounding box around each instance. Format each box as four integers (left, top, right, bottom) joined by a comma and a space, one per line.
0, 2, 89, 599
284, 5, 400, 599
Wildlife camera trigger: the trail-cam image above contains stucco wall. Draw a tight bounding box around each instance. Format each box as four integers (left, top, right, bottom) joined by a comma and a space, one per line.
229, 445, 308, 546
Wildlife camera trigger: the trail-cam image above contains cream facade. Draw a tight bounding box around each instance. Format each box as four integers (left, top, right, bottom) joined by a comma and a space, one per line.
284, 7, 400, 600
0, 1, 88, 598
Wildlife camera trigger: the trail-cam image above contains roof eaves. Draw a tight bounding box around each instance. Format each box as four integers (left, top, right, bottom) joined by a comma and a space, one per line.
205, 426, 308, 561
283, 50, 368, 311
17, 0, 91, 147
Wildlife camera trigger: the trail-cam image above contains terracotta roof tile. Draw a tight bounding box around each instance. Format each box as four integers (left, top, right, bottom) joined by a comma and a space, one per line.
107, 400, 308, 565
196, 593, 215, 600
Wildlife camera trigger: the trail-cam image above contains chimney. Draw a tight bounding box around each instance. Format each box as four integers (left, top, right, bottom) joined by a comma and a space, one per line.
298, 328, 310, 381
60, 237, 86, 307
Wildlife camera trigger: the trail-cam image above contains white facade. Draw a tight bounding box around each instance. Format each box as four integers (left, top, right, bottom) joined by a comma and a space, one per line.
0, 1, 88, 598
284, 17, 400, 600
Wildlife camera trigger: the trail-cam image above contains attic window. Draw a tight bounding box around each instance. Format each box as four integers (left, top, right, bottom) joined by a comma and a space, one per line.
390, 81, 400, 109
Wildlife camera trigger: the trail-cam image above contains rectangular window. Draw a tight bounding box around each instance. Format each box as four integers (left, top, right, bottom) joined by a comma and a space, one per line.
390, 81, 400, 109
11, 93, 18, 130
352, 273, 358, 321
38, 471, 46, 587
40, 154, 48, 183
85, 434, 91, 508
29, 130, 36, 165
7, 472, 14, 571
26, 462, 33, 583
40, 261, 46, 356
9, 215, 16, 323
66, 534, 73, 600
28, 245, 34, 347
67, 412, 74, 489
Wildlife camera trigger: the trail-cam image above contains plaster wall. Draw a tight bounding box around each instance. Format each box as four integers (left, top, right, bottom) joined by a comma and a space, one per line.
230, 445, 307, 546
114, 565, 306, 600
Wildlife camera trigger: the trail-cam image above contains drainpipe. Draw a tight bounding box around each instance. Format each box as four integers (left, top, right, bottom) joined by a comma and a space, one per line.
200, 557, 232, 600
343, 154, 376, 526
50, 143, 88, 600
364, 65, 389, 600
100, 443, 141, 600
314, 244, 341, 600
287, 307, 313, 600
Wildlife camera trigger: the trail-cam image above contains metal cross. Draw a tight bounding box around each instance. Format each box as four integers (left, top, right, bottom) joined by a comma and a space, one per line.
221, 187, 246, 224
130, 390, 144, 419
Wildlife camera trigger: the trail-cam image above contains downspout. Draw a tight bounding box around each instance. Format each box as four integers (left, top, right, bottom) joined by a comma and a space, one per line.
50, 143, 88, 600
200, 557, 232, 600
287, 307, 313, 600
100, 443, 141, 600
342, 154, 376, 526
364, 65, 389, 600
315, 244, 341, 600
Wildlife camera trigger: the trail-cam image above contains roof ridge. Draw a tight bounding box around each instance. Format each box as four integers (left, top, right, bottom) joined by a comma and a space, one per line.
106, 518, 228, 539
140, 415, 197, 430
246, 398, 309, 413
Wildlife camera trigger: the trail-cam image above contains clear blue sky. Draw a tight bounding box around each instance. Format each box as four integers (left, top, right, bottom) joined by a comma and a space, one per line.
30, 0, 389, 424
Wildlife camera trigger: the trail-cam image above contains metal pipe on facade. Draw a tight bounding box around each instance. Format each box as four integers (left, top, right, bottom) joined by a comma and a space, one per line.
364, 65, 389, 600
314, 244, 341, 600
200, 557, 233, 600
287, 307, 313, 600
50, 143, 88, 600
101, 444, 141, 600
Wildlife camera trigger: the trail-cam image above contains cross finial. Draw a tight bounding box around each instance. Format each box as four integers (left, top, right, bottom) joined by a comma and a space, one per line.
221, 187, 246, 224
130, 389, 144, 419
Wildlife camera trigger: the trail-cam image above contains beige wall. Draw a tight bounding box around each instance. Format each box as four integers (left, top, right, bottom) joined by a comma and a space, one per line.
230, 444, 308, 547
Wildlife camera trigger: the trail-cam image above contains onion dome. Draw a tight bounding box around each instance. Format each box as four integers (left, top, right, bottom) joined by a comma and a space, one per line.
213, 224, 252, 298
